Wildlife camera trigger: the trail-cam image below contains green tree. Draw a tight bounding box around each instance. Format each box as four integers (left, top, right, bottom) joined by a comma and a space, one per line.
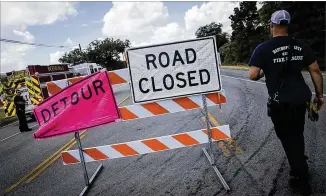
220, 41, 238, 64
229, 1, 263, 63
195, 22, 229, 49
86, 38, 130, 70
59, 48, 84, 65
59, 38, 131, 70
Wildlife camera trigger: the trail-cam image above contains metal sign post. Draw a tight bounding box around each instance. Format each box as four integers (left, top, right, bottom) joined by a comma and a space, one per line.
201, 95, 230, 192
75, 132, 103, 196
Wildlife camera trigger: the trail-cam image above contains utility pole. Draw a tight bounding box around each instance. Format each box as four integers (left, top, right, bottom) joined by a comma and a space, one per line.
79, 43, 88, 63
79, 44, 84, 63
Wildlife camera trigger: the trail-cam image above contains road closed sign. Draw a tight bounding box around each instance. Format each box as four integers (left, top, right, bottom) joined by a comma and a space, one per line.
126, 36, 222, 103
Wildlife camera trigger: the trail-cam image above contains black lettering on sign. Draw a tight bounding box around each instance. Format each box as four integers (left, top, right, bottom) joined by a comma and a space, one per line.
188, 70, 199, 86
176, 72, 187, 88
41, 109, 51, 123
145, 48, 197, 70
51, 102, 59, 117
60, 97, 68, 109
145, 54, 157, 70
81, 84, 92, 100
159, 52, 170, 68
163, 74, 174, 90
71, 92, 79, 105
139, 78, 149, 93
172, 50, 185, 66
151, 77, 162, 92
199, 69, 210, 85
185, 48, 196, 64
92, 80, 105, 95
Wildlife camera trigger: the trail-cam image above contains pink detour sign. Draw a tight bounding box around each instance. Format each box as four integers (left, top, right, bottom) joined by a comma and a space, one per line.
33, 70, 120, 139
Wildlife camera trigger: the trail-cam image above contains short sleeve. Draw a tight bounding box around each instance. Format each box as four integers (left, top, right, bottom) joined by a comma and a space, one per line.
248, 44, 264, 68
303, 43, 316, 67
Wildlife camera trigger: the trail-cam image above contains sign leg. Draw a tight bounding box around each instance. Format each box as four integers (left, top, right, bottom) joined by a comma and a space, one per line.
202, 95, 215, 164
201, 95, 231, 192
75, 132, 90, 186
75, 132, 103, 196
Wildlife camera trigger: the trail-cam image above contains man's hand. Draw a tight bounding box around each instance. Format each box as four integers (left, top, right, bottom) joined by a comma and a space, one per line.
314, 96, 324, 111
249, 66, 264, 81
308, 61, 324, 106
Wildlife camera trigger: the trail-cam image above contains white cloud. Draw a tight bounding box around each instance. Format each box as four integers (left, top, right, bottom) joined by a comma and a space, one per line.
102, 2, 239, 48
81, 24, 88, 27
13, 30, 35, 42
65, 37, 73, 45
102, 2, 168, 39
0, 2, 78, 27
257, 2, 263, 11
49, 51, 66, 64
133, 22, 188, 47
184, 2, 239, 35
1, 29, 35, 72
0, 2, 78, 72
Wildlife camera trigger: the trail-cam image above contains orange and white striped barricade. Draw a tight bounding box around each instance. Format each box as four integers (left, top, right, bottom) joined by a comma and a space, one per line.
60, 37, 231, 195
118, 91, 226, 121
62, 125, 230, 164
62, 91, 230, 193
46, 68, 130, 97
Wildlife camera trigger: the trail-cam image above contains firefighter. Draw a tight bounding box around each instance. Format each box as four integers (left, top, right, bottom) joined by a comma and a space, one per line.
248, 10, 324, 195
14, 90, 32, 132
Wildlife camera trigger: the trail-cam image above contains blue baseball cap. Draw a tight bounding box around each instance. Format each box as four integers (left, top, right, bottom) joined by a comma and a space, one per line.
270, 10, 291, 25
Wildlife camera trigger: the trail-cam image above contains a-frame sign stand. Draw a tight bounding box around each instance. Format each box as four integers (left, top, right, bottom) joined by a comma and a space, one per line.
201, 95, 231, 191
75, 132, 103, 196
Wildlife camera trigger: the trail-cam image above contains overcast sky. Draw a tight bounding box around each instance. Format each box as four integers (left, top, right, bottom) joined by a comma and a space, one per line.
1, 1, 262, 73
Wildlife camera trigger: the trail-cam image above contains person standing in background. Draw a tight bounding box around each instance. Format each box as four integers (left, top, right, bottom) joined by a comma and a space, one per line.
14, 90, 32, 132
248, 10, 324, 196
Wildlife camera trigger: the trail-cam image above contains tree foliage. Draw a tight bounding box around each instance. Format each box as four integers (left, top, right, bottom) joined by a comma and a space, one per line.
59, 49, 84, 65
59, 38, 131, 70
195, 22, 229, 49
228, 1, 265, 64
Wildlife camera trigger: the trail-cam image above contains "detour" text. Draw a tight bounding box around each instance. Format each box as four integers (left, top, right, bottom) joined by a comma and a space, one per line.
40, 80, 105, 124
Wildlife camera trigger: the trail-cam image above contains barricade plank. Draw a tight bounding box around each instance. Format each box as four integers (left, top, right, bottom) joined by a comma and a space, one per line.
61, 125, 231, 165
119, 91, 226, 121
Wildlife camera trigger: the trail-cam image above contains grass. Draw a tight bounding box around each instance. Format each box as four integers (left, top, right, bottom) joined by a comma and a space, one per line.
0, 108, 5, 120
221, 64, 249, 71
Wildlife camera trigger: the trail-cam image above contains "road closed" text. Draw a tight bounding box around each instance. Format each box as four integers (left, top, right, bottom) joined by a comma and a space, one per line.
139, 48, 211, 94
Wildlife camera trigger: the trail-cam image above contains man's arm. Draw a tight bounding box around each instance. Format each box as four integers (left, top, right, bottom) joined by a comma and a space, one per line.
249, 66, 265, 81
308, 61, 324, 110
248, 43, 264, 81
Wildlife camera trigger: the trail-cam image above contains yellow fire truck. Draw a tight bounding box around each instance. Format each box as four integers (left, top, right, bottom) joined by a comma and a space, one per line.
25, 64, 77, 107
1, 70, 30, 118
1, 64, 77, 119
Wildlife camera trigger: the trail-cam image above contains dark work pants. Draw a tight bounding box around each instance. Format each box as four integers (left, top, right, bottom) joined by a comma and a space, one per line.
17, 111, 29, 132
270, 102, 309, 179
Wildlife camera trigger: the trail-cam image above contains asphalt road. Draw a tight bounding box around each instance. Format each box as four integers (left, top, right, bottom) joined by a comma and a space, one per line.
0, 69, 325, 196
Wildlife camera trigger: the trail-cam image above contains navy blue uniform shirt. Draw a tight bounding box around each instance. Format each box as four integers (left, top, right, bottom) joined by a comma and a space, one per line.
14, 95, 25, 112
249, 36, 315, 104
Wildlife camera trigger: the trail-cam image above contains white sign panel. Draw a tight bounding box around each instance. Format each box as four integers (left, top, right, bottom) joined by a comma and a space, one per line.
126, 37, 222, 103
